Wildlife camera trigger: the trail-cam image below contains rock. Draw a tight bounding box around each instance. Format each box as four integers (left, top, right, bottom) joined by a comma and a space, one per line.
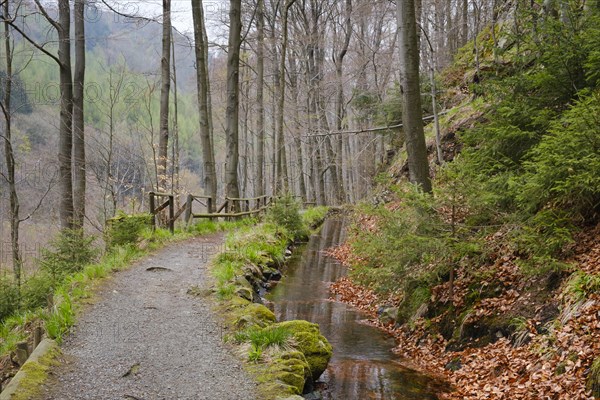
234, 303, 276, 329
276, 396, 305, 400
303, 391, 323, 400
266, 351, 311, 395
445, 358, 462, 371
0, 339, 60, 400
378, 307, 399, 325
233, 276, 256, 302
263, 267, 282, 281
243, 264, 264, 281
272, 320, 333, 381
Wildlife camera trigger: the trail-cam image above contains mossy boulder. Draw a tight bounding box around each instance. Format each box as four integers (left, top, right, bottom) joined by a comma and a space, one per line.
233, 276, 256, 302
272, 320, 332, 381
264, 351, 311, 394
234, 303, 277, 329
0, 339, 60, 400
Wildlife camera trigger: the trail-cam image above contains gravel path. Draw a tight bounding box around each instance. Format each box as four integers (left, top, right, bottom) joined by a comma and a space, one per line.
38, 234, 258, 400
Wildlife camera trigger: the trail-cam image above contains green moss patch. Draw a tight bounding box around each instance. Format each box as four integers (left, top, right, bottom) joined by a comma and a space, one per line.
271, 320, 333, 381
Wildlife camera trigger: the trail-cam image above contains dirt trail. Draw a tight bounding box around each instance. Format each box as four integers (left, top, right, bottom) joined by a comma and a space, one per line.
38, 234, 258, 400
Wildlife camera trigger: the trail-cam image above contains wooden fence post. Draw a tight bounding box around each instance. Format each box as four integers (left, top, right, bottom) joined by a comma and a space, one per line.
149, 192, 156, 230
168, 194, 175, 233
184, 194, 193, 226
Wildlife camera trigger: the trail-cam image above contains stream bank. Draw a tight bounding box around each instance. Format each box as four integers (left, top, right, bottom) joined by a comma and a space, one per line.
267, 217, 447, 399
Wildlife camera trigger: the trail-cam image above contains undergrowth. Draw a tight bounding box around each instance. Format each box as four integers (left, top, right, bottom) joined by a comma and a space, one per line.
0, 218, 255, 359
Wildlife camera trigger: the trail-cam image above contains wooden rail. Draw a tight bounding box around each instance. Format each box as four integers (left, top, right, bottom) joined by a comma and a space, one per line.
149, 191, 176, 233
148, 192, 301, 233
185, 195, 272, 226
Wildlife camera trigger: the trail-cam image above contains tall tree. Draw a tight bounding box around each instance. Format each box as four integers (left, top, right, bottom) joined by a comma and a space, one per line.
225, 0, 242, 202
255, 0, 266, 197
1, 0, 21, 285
275, 0, 297, 194
73, 0, 86, 229
157, 0, 171, 192
192, 0, 217, 210
332, 0, 352, 204
398, 0, 432, 192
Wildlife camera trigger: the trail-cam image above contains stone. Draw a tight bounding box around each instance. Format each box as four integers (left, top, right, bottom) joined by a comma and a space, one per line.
378, 307, 399, 325
271, 320, 333, 381
234, 276, 256, 302
266, 352, 310, 394
234, 303, 277, 329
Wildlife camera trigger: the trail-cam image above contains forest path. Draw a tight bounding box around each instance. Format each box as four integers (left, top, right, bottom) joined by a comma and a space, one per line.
38, 234, 258, 400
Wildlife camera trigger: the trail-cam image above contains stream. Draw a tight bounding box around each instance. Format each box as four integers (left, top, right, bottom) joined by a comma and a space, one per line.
267, 217, 445, 400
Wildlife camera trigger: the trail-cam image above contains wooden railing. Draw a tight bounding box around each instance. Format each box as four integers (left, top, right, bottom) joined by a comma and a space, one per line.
148, 191, 176, 233
186, 195, 272, 225
149, 192, 272, 232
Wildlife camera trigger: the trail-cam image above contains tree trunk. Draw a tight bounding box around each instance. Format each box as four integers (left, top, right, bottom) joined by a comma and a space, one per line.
275, 0, 296, 194
157, 0, 171, 192
1, 1, 22, 286
333, 0, 352, 204
73, 0, 86, 230
58, 0, 74, 229
171, 35, 180, 197
397, 0, 432, 193
462, 0, 469, 46
192, 0, 217, 210
289, 54, 307, 201
225, 0, 242, 202
255, 0, 265, 197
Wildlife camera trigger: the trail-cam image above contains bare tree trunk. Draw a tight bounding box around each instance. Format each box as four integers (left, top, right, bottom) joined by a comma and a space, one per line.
225, 0, 242, 202
1, 1, 21, 286
255, 0, 265, 197
240, 52, 250, 196
73, 0, 86, 230
275, 0, 296, 194
192, 0, 217, 209
333, 0, 352, 204
462, 0, 469, 46
171, 35, 180, 197
398, 0, 432, 192
289, 55, 307, 201
158, 0, 171, 192
58, 0, 74, 229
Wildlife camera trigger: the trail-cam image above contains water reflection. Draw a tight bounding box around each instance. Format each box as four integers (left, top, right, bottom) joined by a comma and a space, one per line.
267, 218, 444, 399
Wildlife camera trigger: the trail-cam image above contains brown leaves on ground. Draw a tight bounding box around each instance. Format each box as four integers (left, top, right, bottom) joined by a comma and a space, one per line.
325, 222, 600, 400
329, 277, 378, 318
571, 223, 600, 275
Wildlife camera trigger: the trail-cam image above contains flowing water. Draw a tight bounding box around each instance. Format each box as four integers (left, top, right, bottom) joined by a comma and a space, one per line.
267, 217, 445, 400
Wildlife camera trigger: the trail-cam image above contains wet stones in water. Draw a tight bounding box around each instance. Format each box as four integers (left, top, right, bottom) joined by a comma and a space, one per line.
263, 267, 282, 281
146, 266, 172, 272
303, 391, 323, 400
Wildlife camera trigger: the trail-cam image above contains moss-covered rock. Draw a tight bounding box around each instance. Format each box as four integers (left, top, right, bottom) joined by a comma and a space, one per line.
234, 303, 277, 329
233, 276, 256, 302
0, 339, 60, 400
272, 320, 332, 381
267, 354, 309, 393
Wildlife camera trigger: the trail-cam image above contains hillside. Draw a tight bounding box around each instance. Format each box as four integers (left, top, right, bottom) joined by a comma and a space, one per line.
0, 2, 207, 255
330, 8, 600, 400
